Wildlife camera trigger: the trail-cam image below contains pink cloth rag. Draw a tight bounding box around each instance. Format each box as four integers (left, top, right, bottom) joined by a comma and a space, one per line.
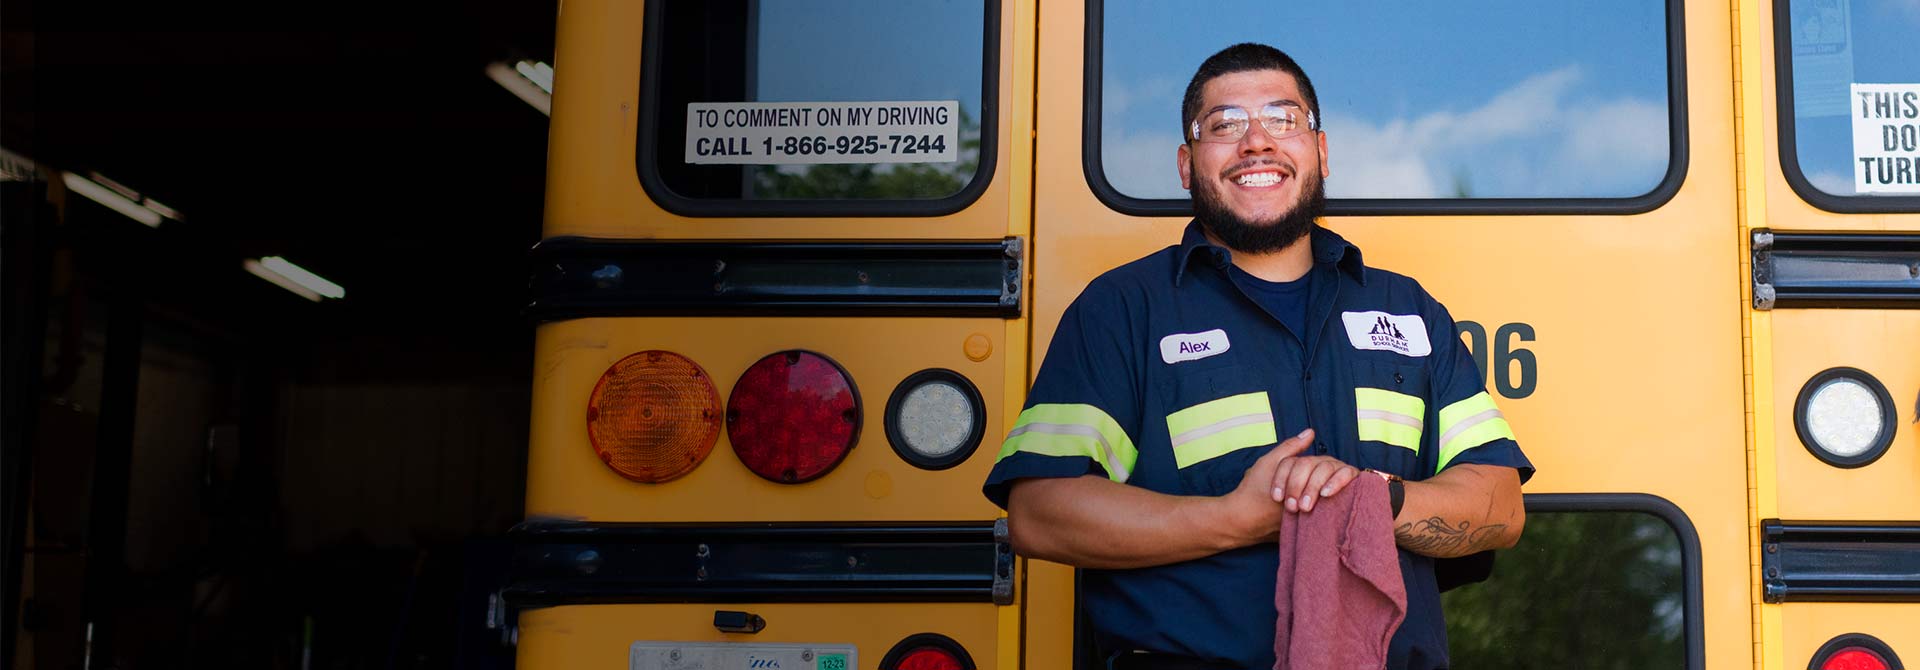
1272, 474, 1407, 670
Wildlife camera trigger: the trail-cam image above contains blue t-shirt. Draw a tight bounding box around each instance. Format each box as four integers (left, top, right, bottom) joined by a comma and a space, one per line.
1229, 266, 1312, 346
984, 222, 1534, 670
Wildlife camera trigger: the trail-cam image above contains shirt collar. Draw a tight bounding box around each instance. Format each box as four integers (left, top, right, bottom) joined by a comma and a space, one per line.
1172, 220, 1367, 286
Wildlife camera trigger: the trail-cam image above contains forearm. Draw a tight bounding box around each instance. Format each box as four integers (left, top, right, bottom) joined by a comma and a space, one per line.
1007, 476, 1253, 569
1393, 463, 1524, 558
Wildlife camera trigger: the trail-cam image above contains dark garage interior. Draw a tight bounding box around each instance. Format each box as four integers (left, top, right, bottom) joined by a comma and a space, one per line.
3, 2, 558, 667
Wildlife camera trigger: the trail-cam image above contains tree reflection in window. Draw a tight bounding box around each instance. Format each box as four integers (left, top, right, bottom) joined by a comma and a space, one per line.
1442, 510, 1686, 668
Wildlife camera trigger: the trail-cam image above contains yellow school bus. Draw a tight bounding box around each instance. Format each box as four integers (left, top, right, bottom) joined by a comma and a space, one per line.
507, 1, 1920, 668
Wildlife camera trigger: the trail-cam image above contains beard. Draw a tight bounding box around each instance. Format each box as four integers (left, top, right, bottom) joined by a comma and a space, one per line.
1191, 162, 1326, 255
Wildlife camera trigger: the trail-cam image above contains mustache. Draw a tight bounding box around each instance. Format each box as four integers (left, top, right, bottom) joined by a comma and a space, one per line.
1220, 157, 1294, 179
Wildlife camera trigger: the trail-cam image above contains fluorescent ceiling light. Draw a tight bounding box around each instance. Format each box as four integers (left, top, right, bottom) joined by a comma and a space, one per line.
244, 256, 345, 302
486, 60, 552, 116
514, 60, 553, 94
62, 172, 162, 227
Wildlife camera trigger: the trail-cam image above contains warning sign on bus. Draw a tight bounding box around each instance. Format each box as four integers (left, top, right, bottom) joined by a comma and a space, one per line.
1851, 83, 1920, 194
684, 101, 959, 165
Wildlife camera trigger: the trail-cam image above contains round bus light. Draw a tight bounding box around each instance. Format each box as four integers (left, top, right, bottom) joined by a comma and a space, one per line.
880, 633, 975, 670
1810, 633, 1901, 670
727, 350, 861, 484
585, 350, 722, 483
1794, 368, 1897, 468
885, 369, 987, 470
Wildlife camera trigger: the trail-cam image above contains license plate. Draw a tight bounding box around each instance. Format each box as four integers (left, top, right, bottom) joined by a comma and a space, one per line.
629, 642, 857, 670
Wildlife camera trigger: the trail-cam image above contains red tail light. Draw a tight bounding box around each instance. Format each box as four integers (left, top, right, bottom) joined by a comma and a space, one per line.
1811, 634, 1901, 670
726, 350, 860, 483
1822, 649, 1890, 670
585, 350, 721, 483
880, 633, 974, 670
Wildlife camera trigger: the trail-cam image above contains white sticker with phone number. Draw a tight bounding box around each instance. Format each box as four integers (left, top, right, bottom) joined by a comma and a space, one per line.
630, 641, 855, 670
685, 100, 959, 165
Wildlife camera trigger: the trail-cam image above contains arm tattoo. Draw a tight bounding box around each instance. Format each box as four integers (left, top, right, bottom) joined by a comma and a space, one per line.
1394, 516, 1508, 557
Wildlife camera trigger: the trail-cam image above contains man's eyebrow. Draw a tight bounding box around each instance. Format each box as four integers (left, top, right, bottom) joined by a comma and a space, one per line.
1202, 100, 1304, 115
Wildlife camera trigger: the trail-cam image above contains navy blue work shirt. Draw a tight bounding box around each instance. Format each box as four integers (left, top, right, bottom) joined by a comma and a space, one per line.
984, 221, 1534, 670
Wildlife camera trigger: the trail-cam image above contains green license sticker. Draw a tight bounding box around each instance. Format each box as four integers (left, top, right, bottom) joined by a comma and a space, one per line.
816, 653, 848, 670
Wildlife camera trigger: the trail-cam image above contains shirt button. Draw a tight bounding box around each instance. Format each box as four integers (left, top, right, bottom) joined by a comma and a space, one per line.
1393, 372, 1404, 385
1315, 441, 1327, 454
1304, 371, 1313, 381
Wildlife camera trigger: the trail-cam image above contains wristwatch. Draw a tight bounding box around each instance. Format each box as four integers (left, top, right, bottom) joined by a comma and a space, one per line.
1369, 469, 1405, 518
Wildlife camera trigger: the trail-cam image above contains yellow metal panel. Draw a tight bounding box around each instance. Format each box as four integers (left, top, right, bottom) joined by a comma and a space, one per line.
544, 0, 1017, 241
518, 603, 997, 668
1780, 604, 1920, 668
1767, 309, 1920, 520
526, 317, 1011, 522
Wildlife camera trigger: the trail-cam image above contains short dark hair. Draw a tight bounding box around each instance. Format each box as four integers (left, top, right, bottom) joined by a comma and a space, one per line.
1181, 43, 1321, 141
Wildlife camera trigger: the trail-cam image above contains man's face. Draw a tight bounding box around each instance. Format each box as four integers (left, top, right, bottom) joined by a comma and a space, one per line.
1178, 69, 1330, 253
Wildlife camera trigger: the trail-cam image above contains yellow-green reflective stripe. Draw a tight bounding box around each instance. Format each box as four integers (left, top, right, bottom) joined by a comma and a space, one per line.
997, 403, 1138, 482
1355, 387, 1423, 452
1167, 392, 1276, 469
1357, 416, 1421, 452
1437, 392, 1515, 471
1355, 387, 1425, 419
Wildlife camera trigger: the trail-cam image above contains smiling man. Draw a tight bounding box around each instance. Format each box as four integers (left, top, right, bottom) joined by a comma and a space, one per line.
983, 44, 1534, 670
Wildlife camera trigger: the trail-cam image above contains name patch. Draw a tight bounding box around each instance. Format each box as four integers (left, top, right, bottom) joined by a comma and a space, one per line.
1159, 329, 1231, 364
1340, 311, 1432, 357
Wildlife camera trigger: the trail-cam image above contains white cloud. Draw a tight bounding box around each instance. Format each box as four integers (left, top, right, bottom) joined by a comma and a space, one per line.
1101, 132, 1186, 199
1806, 169, 1856, 195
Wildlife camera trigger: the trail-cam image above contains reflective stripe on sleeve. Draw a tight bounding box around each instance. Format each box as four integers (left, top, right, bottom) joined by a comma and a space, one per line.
1166, 392, 1277, 469
1355, 387, 1424, 452
997, 403, 1139, 483
1436, 391, 1516, 472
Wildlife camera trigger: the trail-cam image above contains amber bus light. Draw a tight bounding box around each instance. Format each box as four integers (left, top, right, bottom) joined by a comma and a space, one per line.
585, 350, 722, 483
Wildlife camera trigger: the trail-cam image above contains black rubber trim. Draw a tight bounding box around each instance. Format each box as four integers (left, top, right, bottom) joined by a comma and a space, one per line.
1067, 492, 1706, 670
1793, 367, 1899, 468
1764, 520, 1920, 603
880, 633, 978, 670
501, 521, 1004, 607
1773, 0, 1920, 214
727, 349, 862, 485
884, 369, 988, 471
1757, 231, 1920, 309
1080, 0, 1689, 217
527, 237, 1024, 320
1808, 632, 1906, 670
634, 1, 1001, 218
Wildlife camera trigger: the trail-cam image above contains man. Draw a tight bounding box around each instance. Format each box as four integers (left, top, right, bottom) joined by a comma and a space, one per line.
982, 43, 1533, 670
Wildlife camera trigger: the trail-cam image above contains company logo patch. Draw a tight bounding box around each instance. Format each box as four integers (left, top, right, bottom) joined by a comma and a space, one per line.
1340, 311, 1432, 357
1159, 329, 1231, 364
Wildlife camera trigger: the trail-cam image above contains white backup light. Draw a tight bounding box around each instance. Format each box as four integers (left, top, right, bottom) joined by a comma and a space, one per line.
1795, 368, 1896, 468
900, 382, 974, 457
885, 370, 987, 470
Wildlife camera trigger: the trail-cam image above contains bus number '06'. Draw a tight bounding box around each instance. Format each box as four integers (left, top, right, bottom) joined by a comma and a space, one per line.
1457, 321, 1536, 399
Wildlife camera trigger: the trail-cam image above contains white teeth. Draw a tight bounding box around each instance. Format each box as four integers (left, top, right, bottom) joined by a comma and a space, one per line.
1235, 172, 1281, 187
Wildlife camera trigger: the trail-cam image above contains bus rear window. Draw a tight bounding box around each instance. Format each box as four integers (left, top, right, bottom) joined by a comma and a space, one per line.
1092, 1, 1678, 207
1780, 0, 1920, 209
638, 0, 994, 215
1442, 508, 1692, 668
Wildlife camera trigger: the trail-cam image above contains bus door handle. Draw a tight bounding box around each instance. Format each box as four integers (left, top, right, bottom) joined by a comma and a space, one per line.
714, 610, 766, 634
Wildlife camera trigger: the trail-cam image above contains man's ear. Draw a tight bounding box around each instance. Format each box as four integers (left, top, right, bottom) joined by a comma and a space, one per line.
1317, 130, 1330, 179
1177, 143, 1192, 190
